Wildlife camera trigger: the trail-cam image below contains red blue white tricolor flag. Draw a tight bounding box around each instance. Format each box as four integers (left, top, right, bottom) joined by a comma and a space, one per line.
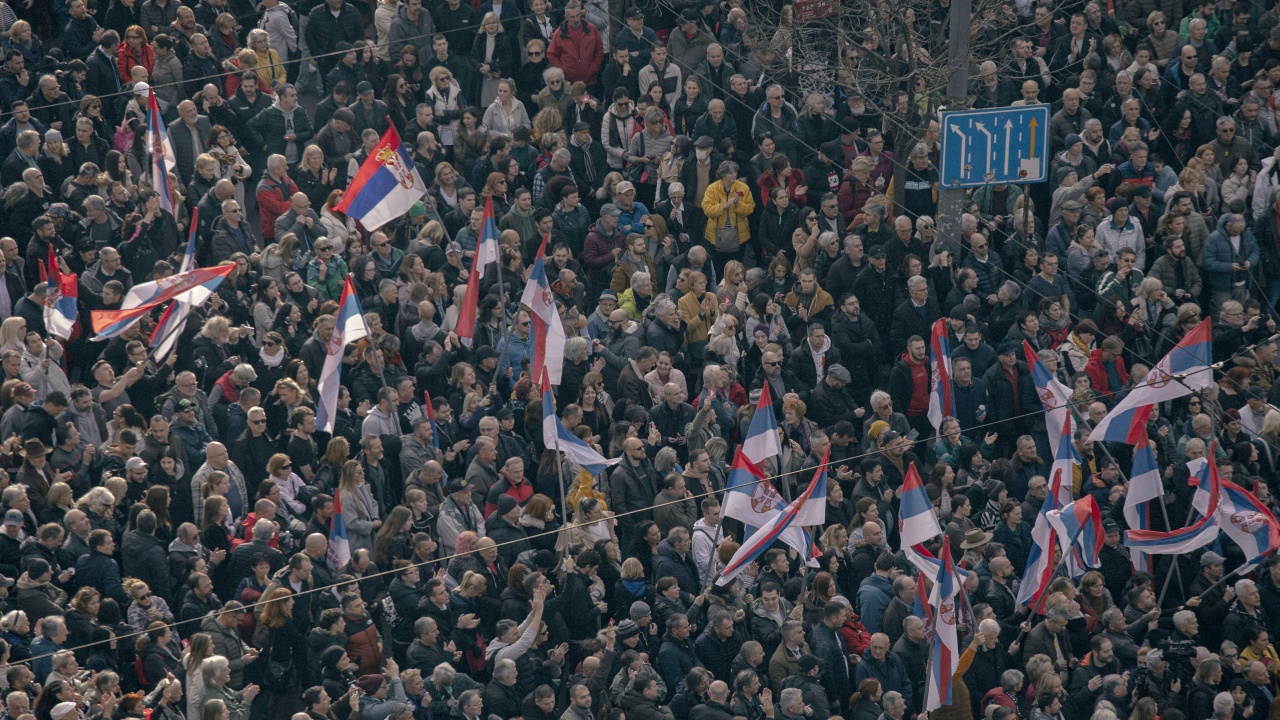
334, 123, 428, 231
927, 318, 953, 434
146, 89, 176, 214
925, 540, 959, 711
521, 234, 565, 386
316, 276, 368, 432
43, 245, 77, 340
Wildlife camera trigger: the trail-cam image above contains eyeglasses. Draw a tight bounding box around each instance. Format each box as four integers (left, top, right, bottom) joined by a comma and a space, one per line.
228, 208, 242, 213
372, 242, 388, 248
281, 463, 292, 469
643, 222, 654, 228
251, 419, 267, 425
318, 247, 332, 253
529, 51, 543, 57
763, 360, 781, 366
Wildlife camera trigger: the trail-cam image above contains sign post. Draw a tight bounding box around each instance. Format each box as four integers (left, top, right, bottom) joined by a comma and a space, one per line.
939, 105, 1050, 188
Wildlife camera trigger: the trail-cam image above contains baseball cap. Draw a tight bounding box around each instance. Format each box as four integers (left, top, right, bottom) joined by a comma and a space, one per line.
1200, 550, 1226, 566
679, 7, 699, 22
125, 457, 148, 471
356, 81, 375, 95
447, 478, 471, 493
615, 180, 636, 195
868, 245, 887, 259
600, 203, 621, 217
2, 511, 20, 527
175, 398, 195, 411
11, 382, 34, 397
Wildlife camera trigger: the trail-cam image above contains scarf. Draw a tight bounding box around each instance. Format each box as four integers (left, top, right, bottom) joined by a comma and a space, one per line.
259, 347, 285, 367
571, 135, 597, 181
1069, 331, 1090, 356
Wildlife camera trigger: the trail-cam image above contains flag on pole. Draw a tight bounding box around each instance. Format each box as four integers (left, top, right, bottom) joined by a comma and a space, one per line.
316, 277, 368, 432
1090, 319, 1213, 442
900, 461, 944, 577
456, 196, 501, 348
1216, 476, 1280, 565
149, 210, 200, 362
43, 245, 77, 340
1025, 340, 1074, 458
541, 370, 619, 475
520, 235, 566, 386
925, 541, 960, 712
722, 447, 819, 563
1127, 453, 1222, 555
94, 264, 236, 339
1124, 422, 1162, 572
742, 382, 782, 464
927, 318, 954, 434
1047, 497, 1105, 571
717, 449, 829, 586
327, 488, 351, 572
146, 89, 176, 214
1017, 479, 1063, 609
1047, 411, 1078, 507
334, 124, 428, 231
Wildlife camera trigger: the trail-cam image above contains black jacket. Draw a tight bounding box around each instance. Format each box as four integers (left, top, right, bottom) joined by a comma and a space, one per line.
121, 530, 172, 604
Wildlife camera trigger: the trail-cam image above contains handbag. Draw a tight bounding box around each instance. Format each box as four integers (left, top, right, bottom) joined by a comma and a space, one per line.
715, 215, 739, 253
267, 658, 293, 688
624, 130, 648, 184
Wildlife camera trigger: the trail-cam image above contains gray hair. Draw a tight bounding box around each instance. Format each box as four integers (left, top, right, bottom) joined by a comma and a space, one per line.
493, 659, 516, 682
654, 298, 677, 318
1146, 649, 1165, 668
202, 655, 229, 685
1001, 280, 1022, 299
907, 276, 927, 291
1214, 692, 1235, 717
778, 688, 804, 712
16, 130, 39, 150
84, 195, 106, 211
251, 518, 274, 541
232, 364, 257, 383
564, 336, 589, 363
1001, 669, 1024, 692
267, 154, 288, 172
883, 691, 904, 708
630, 270, 650, 287
1236, 579, 1256, 596
979, 619, 1001, 637
1173, 610, 1196, 631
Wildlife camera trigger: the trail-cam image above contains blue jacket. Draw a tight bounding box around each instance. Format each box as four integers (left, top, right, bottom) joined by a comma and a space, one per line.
951, 377, 987, 433
1202, 215, 1261, 293
856, 573, 894, 634
29, 637, 63, 680
657, 634, 702, 699
495, 332, 532, 382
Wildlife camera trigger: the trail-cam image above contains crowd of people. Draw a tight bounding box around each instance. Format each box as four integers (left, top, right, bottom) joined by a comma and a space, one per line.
4, 1, 1280, 720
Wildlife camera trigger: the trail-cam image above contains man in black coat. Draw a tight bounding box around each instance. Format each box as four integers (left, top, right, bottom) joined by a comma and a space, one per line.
981, 341, 1044, 458
609, 438, 661, 550
785, 323, 842, 397
74, 529, 128, 604
649, 381, 695, 462
120, 509, 173, 603
807, 365, 862, 430
654, 530, 700, 596
888, 275, 942, 357
227, 519, 286, 588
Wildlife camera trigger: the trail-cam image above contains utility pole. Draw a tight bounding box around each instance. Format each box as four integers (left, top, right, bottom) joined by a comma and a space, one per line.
935, 0, 973, 248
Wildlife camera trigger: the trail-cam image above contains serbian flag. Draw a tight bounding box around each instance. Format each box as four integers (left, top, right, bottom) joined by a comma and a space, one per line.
423, 390, 440, 449
43, 245, 77, 340
925, 541, 960, 712
520, 235, 566, 385
901, 462, 944, 576
541, 369, 618, 475
1026, 340, 1073, 458
742, 382, 782, 464
1047, 497, 1105, 571
146, 90, 176, 214
1217, 476, 1280, 565
722, 447, 820, 563
149, 210, 200, 362
1090, 319, 1213, 442
1048, 412, 1079, 507
456, 196, 501, 348
1017, 481, 1064, 609
913, 572, 933, 626
94, 264, 236, 339
316, 277, 368, 432
927, 318, 953, 434
1128, 453, 1221, 555
1123, 422, 1162, 572
717, 448, 828, 586
334, 124, 428, 231
327, 488, 351, 572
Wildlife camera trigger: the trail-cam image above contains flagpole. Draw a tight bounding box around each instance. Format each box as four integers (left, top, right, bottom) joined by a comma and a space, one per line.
553, 404, 570, 569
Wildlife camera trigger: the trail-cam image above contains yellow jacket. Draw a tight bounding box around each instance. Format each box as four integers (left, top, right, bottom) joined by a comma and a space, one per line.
678, 290, 719, 345
701, 178, 755, 245
255, 48, 287, 90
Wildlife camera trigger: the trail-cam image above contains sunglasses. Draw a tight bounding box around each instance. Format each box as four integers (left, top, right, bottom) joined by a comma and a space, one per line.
251, 419, 266, 425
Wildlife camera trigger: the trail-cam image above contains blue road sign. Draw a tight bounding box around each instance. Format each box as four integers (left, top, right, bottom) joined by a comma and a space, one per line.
939, 105, 1050, 188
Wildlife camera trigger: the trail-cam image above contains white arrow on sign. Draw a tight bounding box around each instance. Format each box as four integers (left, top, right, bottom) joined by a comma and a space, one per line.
973, 121, 995, 175
1003, 120, 1014, 176
950, 124, 968, 178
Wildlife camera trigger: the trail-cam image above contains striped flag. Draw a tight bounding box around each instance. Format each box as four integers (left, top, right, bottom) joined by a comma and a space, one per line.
146, 89, 176, 214
149, 210, 199, 363
455, 196, 501, 348
327, 488, 351, 572
927, 318, 953, 434
925, 541, 959, 711
316, 277, 367, 432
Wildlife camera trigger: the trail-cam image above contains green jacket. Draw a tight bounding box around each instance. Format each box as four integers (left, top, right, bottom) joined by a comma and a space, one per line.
306, 255, 349, 301
248, 104, 315, 156
201, 683, 250, 720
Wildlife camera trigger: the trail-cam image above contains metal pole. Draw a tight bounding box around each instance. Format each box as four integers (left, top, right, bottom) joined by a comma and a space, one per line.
935, 0, 972, 249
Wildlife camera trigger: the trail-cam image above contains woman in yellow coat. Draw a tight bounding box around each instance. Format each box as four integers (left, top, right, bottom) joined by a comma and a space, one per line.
247, 29, 287, 93
678, 270, 719, 361
701, 160, 756, 270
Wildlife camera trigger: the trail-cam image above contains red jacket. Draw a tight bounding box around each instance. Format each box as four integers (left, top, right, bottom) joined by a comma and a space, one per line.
547, 20, 603, 85
255, 174, 298, 240
1083, 347, 1129, 399
117, 43, 155, 83
757, 168, 808, 208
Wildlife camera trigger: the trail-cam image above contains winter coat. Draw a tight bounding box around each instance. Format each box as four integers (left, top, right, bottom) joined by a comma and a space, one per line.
547, 20, 603, 84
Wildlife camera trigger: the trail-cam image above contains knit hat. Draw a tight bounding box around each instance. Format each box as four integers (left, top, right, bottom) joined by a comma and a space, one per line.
497, 494, 519, 515
629, 601, 652, 621
617, 619, 641, 640
44, 129, 62, 144
355, 675, 385, 695
867, 420, 890, 441
1064, 133, 1082, 148
799, 654, 820, 673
